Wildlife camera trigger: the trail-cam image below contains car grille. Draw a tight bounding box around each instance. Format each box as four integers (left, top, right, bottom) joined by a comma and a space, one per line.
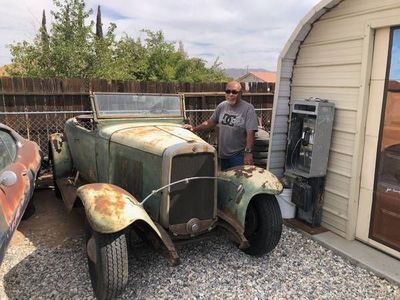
169, 153, 215, 224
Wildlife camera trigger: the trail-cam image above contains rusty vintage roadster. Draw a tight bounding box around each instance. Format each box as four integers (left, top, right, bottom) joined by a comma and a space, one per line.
49, 93, 283, 299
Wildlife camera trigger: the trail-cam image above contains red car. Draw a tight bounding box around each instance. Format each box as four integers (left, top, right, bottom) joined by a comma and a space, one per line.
0, 123, 41, 264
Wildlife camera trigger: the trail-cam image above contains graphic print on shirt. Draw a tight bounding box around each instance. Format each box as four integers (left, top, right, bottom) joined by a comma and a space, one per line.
221, 113, 236, 127
220, 112, 245, 128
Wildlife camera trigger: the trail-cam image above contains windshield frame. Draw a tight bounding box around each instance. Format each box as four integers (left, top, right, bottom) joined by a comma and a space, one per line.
91, 92, 185, 119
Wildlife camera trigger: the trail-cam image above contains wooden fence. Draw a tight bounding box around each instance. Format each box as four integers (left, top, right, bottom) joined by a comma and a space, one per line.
0, 77, 275, 154
0, 77, 274, 112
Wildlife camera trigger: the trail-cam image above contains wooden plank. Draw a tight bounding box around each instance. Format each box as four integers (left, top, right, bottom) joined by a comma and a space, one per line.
284, 218, 329, 234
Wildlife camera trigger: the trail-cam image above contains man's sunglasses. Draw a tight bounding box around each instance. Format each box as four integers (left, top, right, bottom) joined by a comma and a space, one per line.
225, 89, 240, 95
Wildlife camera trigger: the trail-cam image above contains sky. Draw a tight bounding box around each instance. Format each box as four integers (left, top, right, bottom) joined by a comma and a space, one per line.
389, 28, 400, 81
0, 0, 321, 71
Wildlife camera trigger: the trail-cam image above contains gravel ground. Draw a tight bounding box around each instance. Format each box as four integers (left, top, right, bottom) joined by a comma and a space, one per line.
0, 225, 399, 299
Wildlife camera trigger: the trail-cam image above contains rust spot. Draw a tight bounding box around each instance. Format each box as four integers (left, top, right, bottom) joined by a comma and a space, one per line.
120, 127, 155, 138
144, 137, 164, 148
233, 166, 257, 178
94, 193, 126, 216
94, 196, 113, 216
18, 141, 41, 170
1, 163, 32, 225
87, 183, 134, 199
51, 134, 66, 154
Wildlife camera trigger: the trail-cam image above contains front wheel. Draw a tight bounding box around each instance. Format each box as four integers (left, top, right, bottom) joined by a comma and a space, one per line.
86, 224, 129, 300
242, 195, 282, 256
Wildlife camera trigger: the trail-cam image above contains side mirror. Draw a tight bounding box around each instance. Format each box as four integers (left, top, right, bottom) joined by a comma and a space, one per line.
0, 170, 17, 187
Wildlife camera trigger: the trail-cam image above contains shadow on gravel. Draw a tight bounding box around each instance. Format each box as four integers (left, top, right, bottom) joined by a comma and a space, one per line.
2, 188, 399, 299
1, 188, 181, 299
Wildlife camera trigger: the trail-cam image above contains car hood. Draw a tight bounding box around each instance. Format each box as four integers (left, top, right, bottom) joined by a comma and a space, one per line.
106, 123, 207, 156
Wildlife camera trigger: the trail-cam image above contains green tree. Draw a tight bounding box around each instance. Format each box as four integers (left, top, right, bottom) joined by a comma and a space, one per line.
7, 0, 228, 82
8, 0, 94, 78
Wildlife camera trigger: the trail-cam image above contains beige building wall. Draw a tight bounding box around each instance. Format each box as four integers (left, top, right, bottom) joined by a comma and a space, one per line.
269, 0, 400, 239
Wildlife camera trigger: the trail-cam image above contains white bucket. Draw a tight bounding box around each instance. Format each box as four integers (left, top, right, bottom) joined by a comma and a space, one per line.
276, 188, 296, 219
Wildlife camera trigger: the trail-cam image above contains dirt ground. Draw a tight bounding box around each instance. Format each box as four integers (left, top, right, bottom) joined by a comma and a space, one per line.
10, 184, 85, 248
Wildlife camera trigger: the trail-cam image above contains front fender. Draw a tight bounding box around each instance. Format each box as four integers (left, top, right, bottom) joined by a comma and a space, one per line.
77, 183, 161, 237
217, 165, 283, 227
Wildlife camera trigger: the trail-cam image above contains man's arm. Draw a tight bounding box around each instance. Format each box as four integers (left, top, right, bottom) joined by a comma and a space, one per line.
244, 130, 255, 165
183, 119, 217, 132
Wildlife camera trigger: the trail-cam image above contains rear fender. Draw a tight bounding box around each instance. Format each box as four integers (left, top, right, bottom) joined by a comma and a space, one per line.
77, 183, 161, 236
217, 165, 283, 227
49, 133, 72, 178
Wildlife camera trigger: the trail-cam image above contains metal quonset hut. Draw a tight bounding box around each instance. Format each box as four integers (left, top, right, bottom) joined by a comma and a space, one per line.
268, 0, 400, 258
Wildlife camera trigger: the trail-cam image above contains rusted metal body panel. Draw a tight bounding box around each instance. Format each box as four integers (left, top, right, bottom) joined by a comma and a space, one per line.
217, 165, 283, 228
49, 133, 72, 178
110, 124, 205, 156
108, 142, 163, 220
77, 183, 161, 234
0, 124, 41, 264
64, 120, 98, 182
77, 183, 182, 263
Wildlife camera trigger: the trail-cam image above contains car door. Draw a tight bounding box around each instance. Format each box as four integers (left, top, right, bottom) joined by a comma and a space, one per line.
0, 128, 30, 263
65, 120, 98, 182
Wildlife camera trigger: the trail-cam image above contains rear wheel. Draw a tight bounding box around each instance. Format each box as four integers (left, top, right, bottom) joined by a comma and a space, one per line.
86, 223, 129, 300
243, 195, 282, 256
253, 151, 268, 159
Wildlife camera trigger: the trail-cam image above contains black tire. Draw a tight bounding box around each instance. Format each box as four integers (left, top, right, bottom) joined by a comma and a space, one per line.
253, 145, 268, 152
253, 151, 268, 159
254, 139, 269, 146
242, 195, 282, 256
86, 224, 129, 300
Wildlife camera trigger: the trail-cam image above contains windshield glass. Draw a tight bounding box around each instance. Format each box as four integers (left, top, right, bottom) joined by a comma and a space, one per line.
94, 94, 182, 118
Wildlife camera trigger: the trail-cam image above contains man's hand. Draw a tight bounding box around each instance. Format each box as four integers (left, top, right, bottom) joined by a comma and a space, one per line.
244, 153, 253, 165
183, 124, 194, 131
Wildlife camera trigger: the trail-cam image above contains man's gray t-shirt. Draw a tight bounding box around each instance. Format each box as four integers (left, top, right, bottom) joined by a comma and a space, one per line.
210, 100, 258, 158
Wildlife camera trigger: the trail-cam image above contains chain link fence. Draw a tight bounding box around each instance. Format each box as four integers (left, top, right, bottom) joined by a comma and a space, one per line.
0, 108, 272, 156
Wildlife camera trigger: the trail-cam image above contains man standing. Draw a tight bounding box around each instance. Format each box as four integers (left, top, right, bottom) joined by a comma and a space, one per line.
184, 81, 258, 170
